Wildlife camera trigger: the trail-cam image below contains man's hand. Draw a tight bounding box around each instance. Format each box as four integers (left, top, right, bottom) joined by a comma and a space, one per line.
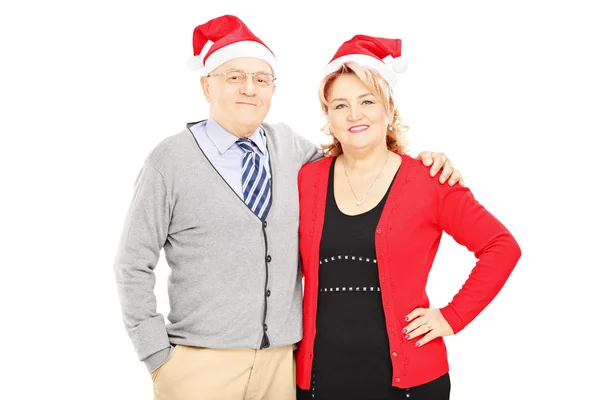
416, 151, 465, 186
151, 368, 160, 381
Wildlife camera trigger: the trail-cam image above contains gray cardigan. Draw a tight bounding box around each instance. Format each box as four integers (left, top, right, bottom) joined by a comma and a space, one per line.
114, 121, 321, 372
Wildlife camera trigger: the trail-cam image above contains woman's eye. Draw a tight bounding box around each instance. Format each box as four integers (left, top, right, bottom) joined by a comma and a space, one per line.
334, 104, 347, 110
362, 100, 374, 105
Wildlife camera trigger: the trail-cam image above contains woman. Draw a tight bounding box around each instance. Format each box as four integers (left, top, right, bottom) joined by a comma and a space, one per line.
296, 35, 521, 400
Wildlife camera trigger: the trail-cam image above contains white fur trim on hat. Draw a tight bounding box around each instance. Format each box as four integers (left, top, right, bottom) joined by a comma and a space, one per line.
187, 55, 204, 71
383, 55, 408, 74
324, 54, 398, 86
188, 40, 277, 73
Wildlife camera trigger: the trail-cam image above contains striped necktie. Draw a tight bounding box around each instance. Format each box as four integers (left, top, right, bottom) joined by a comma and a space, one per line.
236, 138, 271, 219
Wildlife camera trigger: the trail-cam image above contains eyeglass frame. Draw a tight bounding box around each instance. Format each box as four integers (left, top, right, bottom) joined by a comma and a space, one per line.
206, 69, 277, 87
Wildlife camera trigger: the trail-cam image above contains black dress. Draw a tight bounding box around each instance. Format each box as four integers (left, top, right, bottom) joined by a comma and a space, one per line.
297, 159, 450, 400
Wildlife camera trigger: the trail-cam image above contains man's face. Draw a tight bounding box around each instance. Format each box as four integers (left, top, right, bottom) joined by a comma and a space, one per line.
201, 57, 276, 137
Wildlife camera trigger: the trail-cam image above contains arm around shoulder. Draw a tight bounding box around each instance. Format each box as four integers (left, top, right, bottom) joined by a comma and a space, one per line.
292, 127, 323, 164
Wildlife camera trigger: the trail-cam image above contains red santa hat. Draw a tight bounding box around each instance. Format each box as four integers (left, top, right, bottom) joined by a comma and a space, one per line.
187, 15, 276, 73
323, 34, 407, 87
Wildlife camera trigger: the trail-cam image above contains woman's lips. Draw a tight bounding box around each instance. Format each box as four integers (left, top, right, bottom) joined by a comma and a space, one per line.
349, 125, 369, 133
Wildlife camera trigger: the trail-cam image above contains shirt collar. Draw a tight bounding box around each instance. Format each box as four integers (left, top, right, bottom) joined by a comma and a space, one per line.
206, 117, 266, 155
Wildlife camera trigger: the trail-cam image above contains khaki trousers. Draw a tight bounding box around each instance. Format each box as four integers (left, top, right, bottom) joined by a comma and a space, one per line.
152, 345, 296, 400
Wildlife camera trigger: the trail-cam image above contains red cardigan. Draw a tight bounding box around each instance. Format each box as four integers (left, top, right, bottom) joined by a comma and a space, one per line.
296, 155, 521, 389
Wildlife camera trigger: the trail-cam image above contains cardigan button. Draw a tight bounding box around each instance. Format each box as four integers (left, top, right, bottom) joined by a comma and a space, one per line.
392, 352, 397, 357
376, 229, 382, 234
395, 378, 401, 383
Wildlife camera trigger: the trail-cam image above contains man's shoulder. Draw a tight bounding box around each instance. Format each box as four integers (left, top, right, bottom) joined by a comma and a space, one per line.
261, 121, 293, 133
146, 125, 196, 168
261, 121, 304, 143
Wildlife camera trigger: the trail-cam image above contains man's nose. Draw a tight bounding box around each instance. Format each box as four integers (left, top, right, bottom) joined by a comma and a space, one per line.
240, 74, 256, 96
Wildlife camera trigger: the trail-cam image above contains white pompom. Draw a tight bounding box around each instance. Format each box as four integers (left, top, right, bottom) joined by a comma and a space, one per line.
187, 55, 204, 71
391, 56, 408, 73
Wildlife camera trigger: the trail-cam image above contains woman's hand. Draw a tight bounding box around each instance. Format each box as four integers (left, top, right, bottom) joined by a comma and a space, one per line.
403, 307, 455, 347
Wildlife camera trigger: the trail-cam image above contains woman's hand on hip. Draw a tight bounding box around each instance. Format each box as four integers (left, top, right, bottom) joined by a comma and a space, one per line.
403, 307, 454, 347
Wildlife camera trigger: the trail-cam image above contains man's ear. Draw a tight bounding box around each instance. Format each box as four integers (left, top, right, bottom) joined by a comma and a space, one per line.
200, 76, 210, 102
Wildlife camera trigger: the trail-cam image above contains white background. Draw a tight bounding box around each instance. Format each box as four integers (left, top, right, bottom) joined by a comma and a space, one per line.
1, 1, 598, 399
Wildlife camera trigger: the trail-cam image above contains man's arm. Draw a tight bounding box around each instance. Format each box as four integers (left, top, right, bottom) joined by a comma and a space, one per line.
292, 129, 324, 164
113, 161, 172, 373
289, 123, 464, 186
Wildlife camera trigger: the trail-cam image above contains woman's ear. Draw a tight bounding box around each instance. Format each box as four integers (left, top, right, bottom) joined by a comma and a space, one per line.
387, 109, 395, 127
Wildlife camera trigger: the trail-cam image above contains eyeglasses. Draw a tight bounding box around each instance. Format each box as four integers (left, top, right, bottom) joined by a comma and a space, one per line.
207, 70, 276, 87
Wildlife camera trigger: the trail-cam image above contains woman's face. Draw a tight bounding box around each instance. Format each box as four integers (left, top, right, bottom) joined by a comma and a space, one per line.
326, 74, 392, 153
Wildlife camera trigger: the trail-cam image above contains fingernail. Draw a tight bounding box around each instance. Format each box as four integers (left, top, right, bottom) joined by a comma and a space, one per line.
416, 342, 421, 347
402, 329, 407, 334
405, 334, 410, 339
404, 317, 409, 322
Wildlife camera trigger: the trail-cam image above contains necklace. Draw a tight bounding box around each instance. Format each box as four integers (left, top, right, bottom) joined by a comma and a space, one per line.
341, 151, 390, 206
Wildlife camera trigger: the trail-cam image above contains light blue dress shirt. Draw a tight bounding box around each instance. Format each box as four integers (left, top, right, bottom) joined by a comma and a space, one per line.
190, 118, 271, 199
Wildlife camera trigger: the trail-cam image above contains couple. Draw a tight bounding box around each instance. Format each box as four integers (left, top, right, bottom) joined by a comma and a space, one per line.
113, 15, 520, 400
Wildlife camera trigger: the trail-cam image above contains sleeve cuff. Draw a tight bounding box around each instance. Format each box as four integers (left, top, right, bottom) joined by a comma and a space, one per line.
143, 347, 172, 373
440, 305, 466, 335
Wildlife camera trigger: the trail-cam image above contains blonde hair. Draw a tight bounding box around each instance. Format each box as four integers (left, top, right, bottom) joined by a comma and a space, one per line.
318, 62, 409, 157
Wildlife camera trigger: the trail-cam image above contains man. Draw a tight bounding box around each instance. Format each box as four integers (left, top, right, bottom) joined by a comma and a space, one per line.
113, 15, 463, 400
